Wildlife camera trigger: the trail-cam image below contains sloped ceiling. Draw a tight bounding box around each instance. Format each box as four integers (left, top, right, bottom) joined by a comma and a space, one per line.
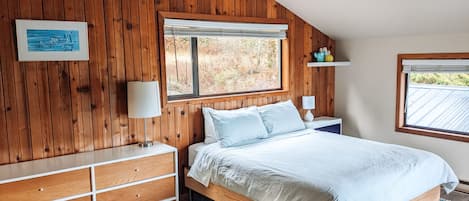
276, 0, 469, 40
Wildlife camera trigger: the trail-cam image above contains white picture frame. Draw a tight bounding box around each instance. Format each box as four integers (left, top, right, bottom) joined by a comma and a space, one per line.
15, 19, 89, 61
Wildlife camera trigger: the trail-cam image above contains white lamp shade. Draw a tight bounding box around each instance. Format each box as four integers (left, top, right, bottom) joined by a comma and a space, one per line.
302, 96, 315, 110
127, 81, 161, 118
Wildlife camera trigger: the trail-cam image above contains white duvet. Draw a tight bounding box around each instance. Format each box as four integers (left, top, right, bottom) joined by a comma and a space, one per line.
188, 129, 458, 201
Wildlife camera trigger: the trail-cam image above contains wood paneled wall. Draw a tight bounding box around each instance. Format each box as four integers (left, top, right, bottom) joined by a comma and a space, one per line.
0, 0, 334, 188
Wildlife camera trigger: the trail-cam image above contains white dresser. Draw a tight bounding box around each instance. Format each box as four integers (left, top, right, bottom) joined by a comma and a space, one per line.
0, 142, 178, 201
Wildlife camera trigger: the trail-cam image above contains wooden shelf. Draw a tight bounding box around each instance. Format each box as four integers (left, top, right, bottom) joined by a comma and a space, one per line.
307, 61, 351, 67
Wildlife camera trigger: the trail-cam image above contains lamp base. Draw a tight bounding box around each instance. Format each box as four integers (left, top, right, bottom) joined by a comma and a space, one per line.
304, 110, 314, 122
139, 141, 153, 148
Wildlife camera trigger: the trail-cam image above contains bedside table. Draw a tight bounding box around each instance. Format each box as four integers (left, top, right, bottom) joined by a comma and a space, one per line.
304, 116, 342, 134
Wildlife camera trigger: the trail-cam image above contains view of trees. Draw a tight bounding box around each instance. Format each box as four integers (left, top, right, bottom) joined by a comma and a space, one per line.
164, 36, 193, 96
165, 36, 281, 97
410, 73, 469, 87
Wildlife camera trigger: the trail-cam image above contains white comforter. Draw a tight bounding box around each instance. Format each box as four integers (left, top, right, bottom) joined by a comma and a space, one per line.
188, 129, 458, 201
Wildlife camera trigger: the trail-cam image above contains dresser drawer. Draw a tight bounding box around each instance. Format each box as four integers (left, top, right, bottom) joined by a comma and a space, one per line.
95, 152, 175, 189
0, 168, 91, 201
96, 176, 175, 201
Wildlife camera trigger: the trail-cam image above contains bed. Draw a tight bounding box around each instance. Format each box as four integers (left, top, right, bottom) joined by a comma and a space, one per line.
186, 129, 458, 201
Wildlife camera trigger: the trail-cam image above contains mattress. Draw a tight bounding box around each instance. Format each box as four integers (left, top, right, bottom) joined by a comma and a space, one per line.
188, 142, 208, 167
188, 129, 459, 201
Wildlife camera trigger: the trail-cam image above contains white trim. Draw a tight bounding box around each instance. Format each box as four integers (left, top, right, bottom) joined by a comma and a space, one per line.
161, 196, 177, 201
164, 19, 288, 32
307, 61, 351, 67
54, 192, 93, 201
402, 59, 469, 72
174, 149, 179, 201
164, 18, 288, 39
402, 59, 469, 66
91, 166, 97, 201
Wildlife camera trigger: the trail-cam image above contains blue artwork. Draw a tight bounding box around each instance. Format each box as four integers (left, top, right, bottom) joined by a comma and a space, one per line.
26, 29, 80, 52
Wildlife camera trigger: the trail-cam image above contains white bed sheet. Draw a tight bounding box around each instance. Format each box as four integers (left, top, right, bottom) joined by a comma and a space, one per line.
189, 142, 208, 167
188, 129, 458, 201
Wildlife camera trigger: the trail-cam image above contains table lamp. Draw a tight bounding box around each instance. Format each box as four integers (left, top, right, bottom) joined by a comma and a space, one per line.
302, 96, 315, 122
127, 81, 161, 147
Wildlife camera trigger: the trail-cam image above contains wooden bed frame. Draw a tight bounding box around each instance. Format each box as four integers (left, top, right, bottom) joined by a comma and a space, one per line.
184, 168, 441, 201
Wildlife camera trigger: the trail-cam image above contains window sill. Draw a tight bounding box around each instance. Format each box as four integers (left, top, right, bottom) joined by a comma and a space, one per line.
396, 126, 469, 143
165, 89, 289, 106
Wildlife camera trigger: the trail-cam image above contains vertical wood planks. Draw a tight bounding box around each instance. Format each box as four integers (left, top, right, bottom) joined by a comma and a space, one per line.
23, 0, 54, 159
139, 0, 160, 143
175, 105, 189, 193
44, 0, 75, 156
195, 0, 212, 14
326, 39, 336, 116
294, 17, 305, 110
122, 0, 144, 144
0, 2, 336, 196
0, 0, 8, 164
85, 0, 112, 150
105, 0, 127, 147
0, 10, 9, 163
266, 0, 277, 19
303, 25, 313, 117
188, 104, 203, 144
66, 0, 83, 153
4, 0, 33, 163
64, 0, 93, 154
166, 106, 176, 146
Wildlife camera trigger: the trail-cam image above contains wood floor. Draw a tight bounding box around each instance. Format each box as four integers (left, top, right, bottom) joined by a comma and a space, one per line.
441, 190, 469, 201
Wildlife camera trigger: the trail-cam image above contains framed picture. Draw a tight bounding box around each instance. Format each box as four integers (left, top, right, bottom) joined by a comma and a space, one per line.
15, 19, 89, 61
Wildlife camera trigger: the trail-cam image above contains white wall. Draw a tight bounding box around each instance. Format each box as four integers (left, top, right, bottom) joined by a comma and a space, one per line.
335, 33, 469, 181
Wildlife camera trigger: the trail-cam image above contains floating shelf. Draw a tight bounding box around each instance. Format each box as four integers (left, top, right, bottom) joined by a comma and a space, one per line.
307, 61, 351, 67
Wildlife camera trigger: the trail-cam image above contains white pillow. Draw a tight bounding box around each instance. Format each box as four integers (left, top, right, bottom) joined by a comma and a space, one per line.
202, 106, 258, 144
210, 107, 268, 147
202, 107, 218, 144
258, 100, 306, 136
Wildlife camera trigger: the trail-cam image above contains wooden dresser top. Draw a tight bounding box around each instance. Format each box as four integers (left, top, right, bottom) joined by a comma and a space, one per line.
0, 142, 176, 184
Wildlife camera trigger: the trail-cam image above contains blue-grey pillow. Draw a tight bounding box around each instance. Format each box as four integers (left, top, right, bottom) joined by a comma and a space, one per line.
209, 106, 268, 147
258, 100, 306, 136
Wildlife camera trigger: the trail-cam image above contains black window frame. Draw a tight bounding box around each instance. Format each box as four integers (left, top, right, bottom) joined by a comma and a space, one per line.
166, 36, 283, 101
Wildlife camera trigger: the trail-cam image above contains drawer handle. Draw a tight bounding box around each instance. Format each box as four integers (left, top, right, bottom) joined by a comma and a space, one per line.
136, 193, 141, 198
134, 168, 139, 172
38, 188, 45, 192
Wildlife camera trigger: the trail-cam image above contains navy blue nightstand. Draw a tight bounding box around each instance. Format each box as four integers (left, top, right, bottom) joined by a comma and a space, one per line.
304, 117, 342, 134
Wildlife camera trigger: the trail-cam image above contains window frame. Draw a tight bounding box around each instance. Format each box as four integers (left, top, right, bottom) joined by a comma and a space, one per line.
395, 53, 469, 143
166, 36, 283, 101
158, 12, 290, 105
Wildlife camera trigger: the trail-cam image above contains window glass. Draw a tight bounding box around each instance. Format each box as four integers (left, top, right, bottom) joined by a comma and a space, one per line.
164, 36, 193, 96
197, 37, 281, 95
405, 73, 469, 134
164, 36, 282, 99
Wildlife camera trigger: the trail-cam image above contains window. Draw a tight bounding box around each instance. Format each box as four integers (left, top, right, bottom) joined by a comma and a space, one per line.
163, 18, 287, 100
396, 54, 469, 142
